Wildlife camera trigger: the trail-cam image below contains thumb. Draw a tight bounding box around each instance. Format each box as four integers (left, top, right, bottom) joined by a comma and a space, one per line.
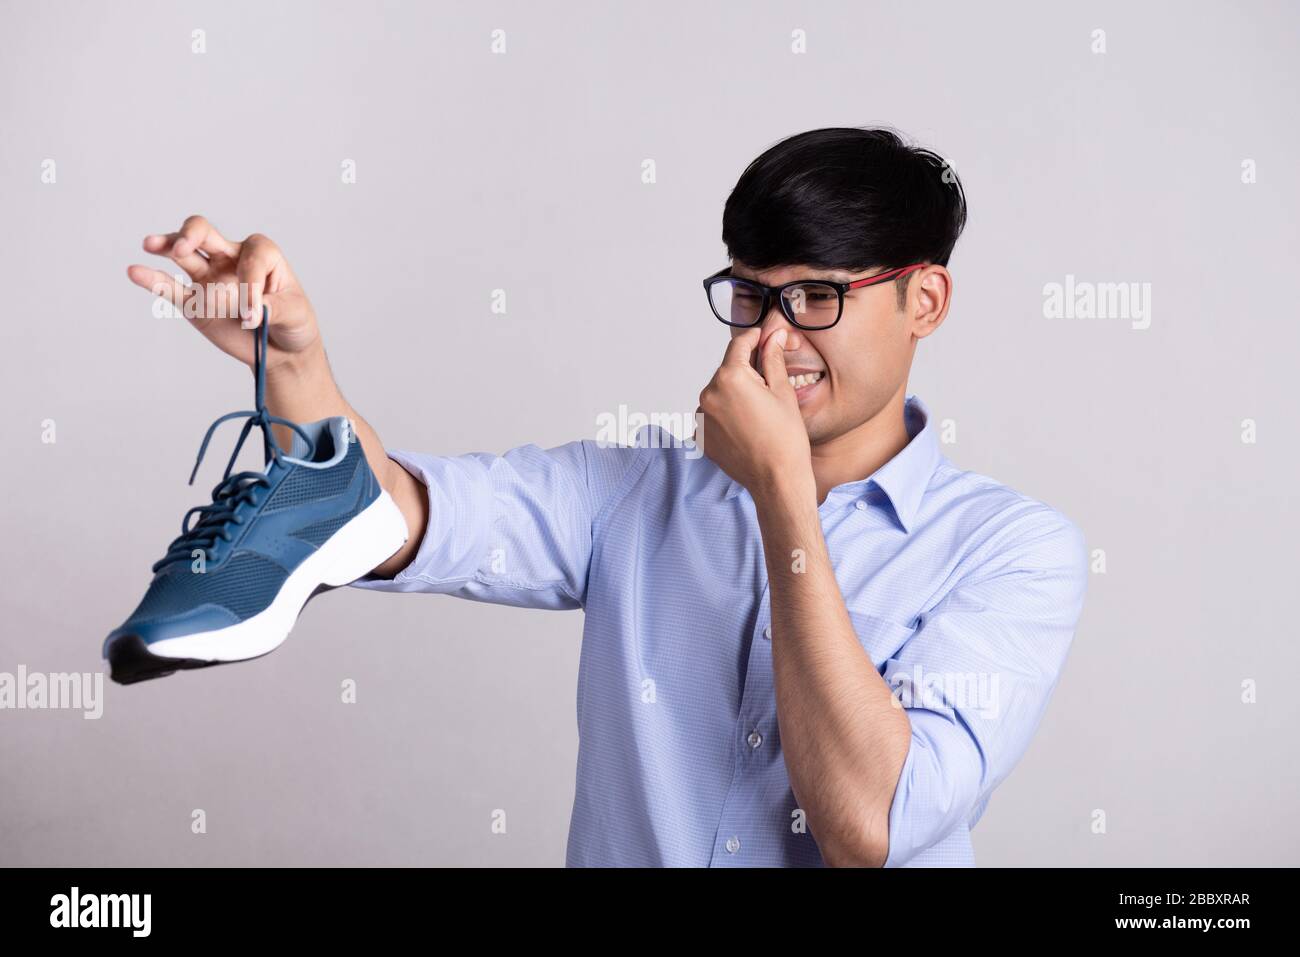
760, 329, 794, 398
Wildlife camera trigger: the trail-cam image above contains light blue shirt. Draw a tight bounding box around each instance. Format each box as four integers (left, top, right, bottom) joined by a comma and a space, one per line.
352, 394, 1088, 866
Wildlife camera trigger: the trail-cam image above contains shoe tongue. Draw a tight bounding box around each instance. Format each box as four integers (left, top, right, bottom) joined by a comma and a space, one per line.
287, 427, 314, 460
282, 416, 344, 465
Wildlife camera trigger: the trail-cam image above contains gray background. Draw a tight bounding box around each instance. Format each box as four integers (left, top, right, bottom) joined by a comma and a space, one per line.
1, 0, 1296, 866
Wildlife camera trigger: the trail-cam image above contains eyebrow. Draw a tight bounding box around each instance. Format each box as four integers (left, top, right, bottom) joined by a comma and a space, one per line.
733, 268, 855, 284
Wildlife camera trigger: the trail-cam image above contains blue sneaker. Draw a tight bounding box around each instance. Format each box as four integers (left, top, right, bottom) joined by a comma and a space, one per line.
104, 318, 408, 684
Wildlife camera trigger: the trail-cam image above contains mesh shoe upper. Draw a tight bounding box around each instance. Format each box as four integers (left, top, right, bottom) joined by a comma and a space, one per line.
127, 552, 291, 623
115, 428, 371, 631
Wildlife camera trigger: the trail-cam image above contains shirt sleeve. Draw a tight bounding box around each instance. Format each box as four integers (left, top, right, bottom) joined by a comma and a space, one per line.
348, 438, 642, 610
881, 507, 1089, 867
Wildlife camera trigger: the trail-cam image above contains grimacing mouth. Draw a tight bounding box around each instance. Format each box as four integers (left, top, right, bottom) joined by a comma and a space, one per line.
787, 371, 824, 388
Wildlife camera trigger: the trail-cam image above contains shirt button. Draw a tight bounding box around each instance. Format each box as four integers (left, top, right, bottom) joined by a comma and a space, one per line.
763, 625, 772, 640
855, 500, 867, 511
747, 730, 763, 749
725, 836, 740, 854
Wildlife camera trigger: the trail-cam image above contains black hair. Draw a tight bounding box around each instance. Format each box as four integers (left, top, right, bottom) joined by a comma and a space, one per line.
721, 127, 967, 308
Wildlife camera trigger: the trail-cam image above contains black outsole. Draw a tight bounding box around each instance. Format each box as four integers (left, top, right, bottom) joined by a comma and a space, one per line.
105, 583, 338, 685
105, 634, 221, 684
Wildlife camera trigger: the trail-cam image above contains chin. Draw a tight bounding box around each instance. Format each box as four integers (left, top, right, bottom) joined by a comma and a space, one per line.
802, 415, 834, 447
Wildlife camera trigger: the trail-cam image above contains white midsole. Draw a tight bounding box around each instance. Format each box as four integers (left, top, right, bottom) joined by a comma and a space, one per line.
145, 490, 409, 663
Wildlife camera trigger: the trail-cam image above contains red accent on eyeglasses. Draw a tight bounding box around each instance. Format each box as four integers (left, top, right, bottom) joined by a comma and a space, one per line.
846, 264, 927, 289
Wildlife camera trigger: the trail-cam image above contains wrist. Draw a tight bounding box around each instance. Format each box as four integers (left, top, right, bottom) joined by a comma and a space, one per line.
266, 338, 328, 384
751, 468, 817, 515
264, 340, 348, 423
265, 342, 343, 411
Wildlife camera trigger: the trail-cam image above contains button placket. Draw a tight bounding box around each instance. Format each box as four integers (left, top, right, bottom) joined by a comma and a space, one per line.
708, 580, 774, 866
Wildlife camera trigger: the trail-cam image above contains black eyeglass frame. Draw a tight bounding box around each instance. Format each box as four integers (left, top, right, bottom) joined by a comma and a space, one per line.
702, 263, 926, 330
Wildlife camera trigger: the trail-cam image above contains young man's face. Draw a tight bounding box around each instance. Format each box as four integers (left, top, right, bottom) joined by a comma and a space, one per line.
727, 261, 921, 446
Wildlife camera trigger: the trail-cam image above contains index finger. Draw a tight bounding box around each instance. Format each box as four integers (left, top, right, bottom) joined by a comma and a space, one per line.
172, 215, 238, 259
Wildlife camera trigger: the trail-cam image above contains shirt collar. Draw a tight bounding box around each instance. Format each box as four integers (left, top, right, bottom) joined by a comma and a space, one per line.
723, 392, 942, 534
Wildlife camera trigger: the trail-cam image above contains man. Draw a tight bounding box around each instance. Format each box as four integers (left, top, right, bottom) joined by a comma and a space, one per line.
125, 127, 1088, 866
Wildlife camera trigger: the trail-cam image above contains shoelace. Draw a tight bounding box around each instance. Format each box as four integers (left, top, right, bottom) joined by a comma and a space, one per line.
153, 314, 317, 573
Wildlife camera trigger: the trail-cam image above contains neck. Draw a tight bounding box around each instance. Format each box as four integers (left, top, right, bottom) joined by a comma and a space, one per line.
810, 387, 912, 505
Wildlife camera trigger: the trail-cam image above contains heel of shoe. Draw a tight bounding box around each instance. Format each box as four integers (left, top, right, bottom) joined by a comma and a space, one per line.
319, 490, 410, 587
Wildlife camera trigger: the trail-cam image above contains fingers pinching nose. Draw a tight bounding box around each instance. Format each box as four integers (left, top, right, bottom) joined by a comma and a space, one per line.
760, 328, 789, 361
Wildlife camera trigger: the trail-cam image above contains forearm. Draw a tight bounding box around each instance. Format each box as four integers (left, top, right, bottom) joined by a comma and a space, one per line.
756, 481, 911, 867
265, 343, 427, 578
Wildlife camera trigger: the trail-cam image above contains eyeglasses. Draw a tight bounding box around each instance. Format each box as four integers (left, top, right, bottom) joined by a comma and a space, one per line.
703, 263, 926, 330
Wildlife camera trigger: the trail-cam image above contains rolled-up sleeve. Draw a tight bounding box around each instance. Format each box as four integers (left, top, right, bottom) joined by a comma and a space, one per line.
349, 439, 638, 610
882, 509, 1089, 867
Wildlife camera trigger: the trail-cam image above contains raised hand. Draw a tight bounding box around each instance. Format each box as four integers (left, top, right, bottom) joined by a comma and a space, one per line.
127, 215, 319, 371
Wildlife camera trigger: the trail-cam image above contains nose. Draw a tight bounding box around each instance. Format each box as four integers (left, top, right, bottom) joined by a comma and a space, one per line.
757, 303, 803, 355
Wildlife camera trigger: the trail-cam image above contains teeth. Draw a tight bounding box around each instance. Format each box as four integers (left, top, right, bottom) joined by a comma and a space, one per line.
788, 372, 823, 388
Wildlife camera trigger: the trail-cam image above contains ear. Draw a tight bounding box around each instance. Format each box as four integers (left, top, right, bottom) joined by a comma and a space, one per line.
906, 265, 953, 341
